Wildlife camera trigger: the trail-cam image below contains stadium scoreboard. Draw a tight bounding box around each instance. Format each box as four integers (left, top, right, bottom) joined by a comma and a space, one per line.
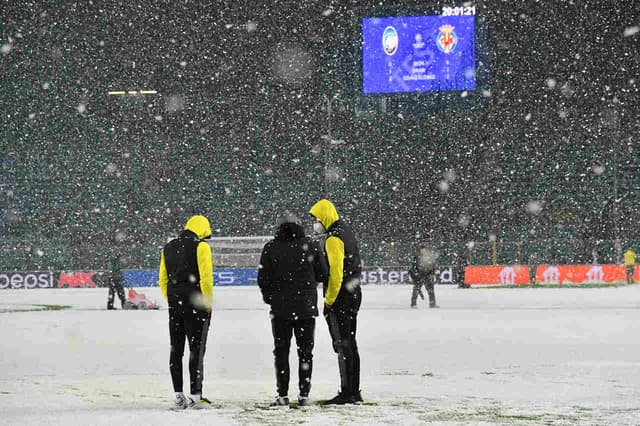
362, 5, 477, 95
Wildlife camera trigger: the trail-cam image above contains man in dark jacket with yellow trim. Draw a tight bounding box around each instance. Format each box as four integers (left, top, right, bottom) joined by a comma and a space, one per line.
258, 212, 328, 407
309, 199, 362, 405
158, 215, 214, 410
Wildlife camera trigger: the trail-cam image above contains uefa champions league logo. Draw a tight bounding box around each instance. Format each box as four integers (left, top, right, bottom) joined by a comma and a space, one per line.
382, 26, 398, 56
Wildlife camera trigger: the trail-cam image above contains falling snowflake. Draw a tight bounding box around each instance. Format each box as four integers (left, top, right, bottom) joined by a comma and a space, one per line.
623, 26, 639, 37
526, 200, 543, 215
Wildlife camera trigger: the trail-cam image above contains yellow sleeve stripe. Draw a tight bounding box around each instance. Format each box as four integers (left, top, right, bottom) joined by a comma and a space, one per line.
324, 236, 344, 306
158, 251, 169, 301
197, 242, 214, 311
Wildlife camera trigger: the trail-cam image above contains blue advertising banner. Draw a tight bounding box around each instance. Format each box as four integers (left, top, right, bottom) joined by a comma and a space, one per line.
122, 267, 459, 287
123, 269, 258, 287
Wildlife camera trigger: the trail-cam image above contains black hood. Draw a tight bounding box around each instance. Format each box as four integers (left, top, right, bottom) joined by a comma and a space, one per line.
274, 222, 306, 241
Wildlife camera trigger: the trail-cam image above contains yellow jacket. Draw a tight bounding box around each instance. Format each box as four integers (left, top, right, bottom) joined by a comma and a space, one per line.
310, 199, 362, 312
624, 250, 637, 267
310, 199, 341, 306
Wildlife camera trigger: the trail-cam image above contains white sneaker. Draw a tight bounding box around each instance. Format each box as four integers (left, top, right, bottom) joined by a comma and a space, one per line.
186, 394, 211, 410
170, 393, 188, 410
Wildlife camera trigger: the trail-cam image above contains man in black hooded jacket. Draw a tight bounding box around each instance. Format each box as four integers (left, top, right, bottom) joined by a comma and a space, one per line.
258, 212, 328, 407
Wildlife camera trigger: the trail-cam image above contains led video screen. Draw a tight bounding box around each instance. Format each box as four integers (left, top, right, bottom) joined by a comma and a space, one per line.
362, 13, 477, 94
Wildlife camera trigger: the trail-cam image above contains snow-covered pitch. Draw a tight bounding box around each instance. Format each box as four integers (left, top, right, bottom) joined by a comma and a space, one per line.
2, 284, 640, 425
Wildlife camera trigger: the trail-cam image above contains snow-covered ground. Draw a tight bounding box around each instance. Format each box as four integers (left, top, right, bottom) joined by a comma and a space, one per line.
1, 284, 640, 425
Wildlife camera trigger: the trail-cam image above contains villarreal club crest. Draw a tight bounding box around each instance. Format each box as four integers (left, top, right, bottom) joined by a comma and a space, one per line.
436, 24, 458, 54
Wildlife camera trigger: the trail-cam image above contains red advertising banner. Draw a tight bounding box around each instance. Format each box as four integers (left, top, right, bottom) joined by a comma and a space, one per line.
534, 265, 637, 285
464, 265, 531, 286
57, 272, 97, 288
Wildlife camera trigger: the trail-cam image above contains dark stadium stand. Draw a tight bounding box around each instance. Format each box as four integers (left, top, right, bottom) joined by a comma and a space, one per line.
1, 1, 638, 270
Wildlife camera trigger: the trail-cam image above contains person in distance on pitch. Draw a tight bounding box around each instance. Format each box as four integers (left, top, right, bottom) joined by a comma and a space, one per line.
409, 245, 439, 309
624, 248, 637, 284
106, 257, 126, 310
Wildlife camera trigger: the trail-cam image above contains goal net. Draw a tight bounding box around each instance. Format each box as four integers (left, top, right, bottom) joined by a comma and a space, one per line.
208, 236, 271, 268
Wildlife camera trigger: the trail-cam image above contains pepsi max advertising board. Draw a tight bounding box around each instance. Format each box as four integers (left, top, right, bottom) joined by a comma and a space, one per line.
362, 13, 476, 94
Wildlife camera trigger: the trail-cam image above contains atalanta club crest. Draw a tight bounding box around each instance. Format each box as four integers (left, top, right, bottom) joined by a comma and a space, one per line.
382, 26, 398, 56
436, 24, 458, 54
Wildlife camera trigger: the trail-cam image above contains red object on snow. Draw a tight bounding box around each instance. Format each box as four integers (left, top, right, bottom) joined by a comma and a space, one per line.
124, 289, 159, 310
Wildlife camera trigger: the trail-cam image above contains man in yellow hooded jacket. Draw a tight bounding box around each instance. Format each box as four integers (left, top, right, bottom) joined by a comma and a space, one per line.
158, 215, 214, 410
309, 199, 362, 405
624, 249, 636, 284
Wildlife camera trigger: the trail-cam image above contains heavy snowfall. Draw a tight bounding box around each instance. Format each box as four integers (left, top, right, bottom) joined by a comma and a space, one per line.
1, 1, 640, 425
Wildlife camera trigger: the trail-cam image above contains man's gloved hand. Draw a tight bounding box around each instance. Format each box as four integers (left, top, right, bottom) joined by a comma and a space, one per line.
323, 302, 333, 317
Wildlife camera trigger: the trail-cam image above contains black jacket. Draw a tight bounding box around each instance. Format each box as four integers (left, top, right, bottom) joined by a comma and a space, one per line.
258, 222, 328, 320
325, 218, 363, 313
162, 230, 202, 297
158, 215, 214, 310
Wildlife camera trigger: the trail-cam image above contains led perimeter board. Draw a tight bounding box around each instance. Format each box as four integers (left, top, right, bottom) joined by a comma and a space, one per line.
362, 7, 477, 95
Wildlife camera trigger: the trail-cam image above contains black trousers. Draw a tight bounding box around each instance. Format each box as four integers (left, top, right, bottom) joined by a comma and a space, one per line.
107, 272, 125, 309
325, 310, 360, 396
168, 295, 211, 395
271, 317, 315, 397
411, 279, 436, 307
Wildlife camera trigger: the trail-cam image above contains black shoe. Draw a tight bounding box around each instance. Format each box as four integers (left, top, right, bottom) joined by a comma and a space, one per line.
107, 306, 116, 310
354, 390, 363, 403
410, 304, 417, 309
430, 304, 440, 309
297, 395, 311, 406
324, 392, 355, 405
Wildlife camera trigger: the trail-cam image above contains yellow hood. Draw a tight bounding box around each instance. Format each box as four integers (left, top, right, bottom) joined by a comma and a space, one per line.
309, 199, 339, 230
184, 215, 212, 240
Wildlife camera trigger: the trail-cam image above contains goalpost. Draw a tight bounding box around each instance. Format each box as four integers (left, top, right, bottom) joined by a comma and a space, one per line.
208, 236, 271, 268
